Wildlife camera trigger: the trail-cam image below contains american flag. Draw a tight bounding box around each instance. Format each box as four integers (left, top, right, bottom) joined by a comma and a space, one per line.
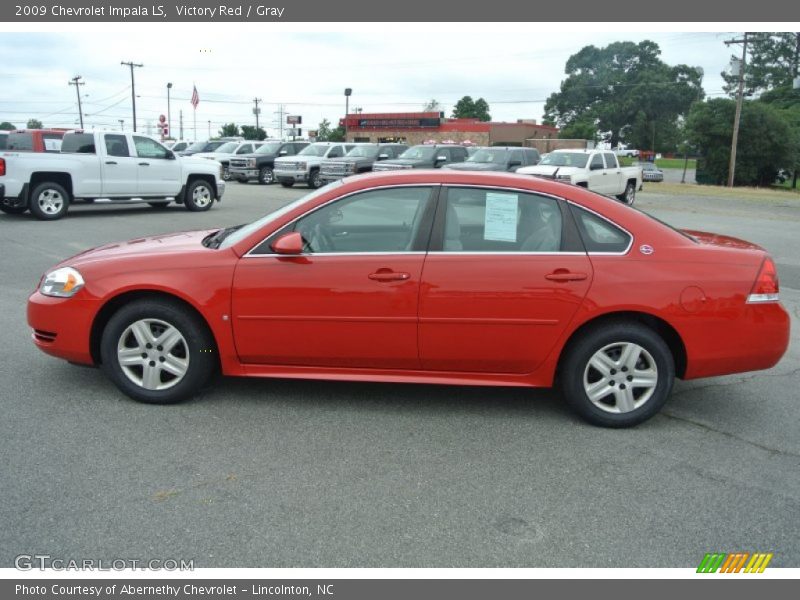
190, 85, 199, 109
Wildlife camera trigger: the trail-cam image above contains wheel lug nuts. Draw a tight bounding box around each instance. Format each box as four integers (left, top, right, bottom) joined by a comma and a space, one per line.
609, 380, 615, 386
159, 357, 165, 362
621, 367, 628, 372
610, 369, 616, 375
620, 384, 626, 389
141, 353, 147, 358
149, 361, 156, 367
145, 343, 152, 349
627, 375, 633, 381
157, 346, 163, 351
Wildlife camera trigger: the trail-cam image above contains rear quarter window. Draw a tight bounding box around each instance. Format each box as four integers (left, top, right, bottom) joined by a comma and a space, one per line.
570, 205, 631, 253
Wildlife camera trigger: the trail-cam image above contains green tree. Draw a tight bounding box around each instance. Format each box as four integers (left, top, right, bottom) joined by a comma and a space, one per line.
760, 87, 800, 187
315, 118, 333, 141
327, 124, 346, 142
451, 96, 491, 121
0, 121, 15, 130
26, 118, 43, 129
240, 125, 267, 140
686, 98, 793, 186
423, 99, 443, 112
218, 123, 240, 137
722, 33, 800, 96
543, 40, 704, 150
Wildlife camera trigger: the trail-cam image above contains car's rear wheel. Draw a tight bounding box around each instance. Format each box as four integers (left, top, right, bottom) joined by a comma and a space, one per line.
184, 179, 214, 212
258, 167, 274, 185
617, 182, 636, 205
100, 299, 217, 404
29, 182, 70, 220
560, 321, 674, 427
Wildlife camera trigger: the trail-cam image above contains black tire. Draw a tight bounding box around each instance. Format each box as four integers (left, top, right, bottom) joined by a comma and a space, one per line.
280, 180, 294, 188
184, 179, 215, 212
617, 181, 636, 205
258, 167, 274, 185
28, 182, 70, 220
148, 202, 170, 209
221, 164, 231, 181
308, 169, 322, 189
559, 321, 674, 428
100, 299, 217, 404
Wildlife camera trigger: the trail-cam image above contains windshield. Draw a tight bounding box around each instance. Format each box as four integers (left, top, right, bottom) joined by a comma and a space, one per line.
255, 142, 282, 154
539, 152, 589, 168
399, 146, 436, 160
214, 142, 239, 154
345, 145, 378, 158
218, 181, 345, 249
467, 148, 509, 164
298, 144, 330, 157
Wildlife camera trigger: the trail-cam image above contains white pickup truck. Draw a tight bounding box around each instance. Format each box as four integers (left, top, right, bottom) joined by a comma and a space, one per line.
0, 130, 225, 220
516, 149, 642, 205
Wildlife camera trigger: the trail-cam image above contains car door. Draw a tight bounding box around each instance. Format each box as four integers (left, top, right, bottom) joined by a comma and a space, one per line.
603, 152, 624, 193
101, 134, 138, 196
231, 185, 438, 369
418, 186, 593, 374
132, 135, 183, 196
507, 149, 525, 172
587, 153, 609, 193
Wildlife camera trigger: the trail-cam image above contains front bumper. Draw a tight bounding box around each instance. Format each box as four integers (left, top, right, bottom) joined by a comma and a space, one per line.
274, 169, 309, 183
217, 180, 226, 200
27, 289, 98, 365
229, 167, 259, 179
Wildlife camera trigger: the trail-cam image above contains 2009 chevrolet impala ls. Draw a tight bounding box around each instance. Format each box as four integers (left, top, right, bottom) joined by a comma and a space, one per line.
28, 170, 789, 427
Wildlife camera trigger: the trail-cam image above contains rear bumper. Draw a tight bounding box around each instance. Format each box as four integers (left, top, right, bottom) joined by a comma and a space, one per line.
27, 290, 98, 365
683, 301, 791, 379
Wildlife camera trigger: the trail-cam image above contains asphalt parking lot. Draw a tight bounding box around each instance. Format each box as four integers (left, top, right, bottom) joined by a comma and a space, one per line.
1, 181, 798, 568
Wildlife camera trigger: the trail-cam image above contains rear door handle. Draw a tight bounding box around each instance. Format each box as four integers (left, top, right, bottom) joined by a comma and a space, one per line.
369, 270, 410, 282
545, 270, 588, 282
105, 161, 117, 165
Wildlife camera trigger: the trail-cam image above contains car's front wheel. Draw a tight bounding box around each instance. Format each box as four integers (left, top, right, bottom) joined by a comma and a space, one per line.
308, 169, 322, 189
100, 299, 217, 404
560, 321, 674, 427
258, 167, 274, 185
184, 179, 215, 212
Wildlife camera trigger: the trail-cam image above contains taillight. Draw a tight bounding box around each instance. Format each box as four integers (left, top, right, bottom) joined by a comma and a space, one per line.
747, 257, 780, 303
0, 158, 5, 177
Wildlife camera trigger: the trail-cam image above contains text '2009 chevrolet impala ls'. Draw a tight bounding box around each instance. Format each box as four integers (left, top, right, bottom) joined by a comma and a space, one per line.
27, 171, 789, 427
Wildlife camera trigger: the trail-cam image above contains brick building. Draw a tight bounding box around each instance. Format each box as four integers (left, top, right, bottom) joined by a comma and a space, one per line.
340, 112, 559, 146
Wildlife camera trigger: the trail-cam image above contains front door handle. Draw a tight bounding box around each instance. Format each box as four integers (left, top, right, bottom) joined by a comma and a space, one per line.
369, 269, 410, 282
545, 270, 588, 282
139, 162, 150, 166
105, 160, 118, 165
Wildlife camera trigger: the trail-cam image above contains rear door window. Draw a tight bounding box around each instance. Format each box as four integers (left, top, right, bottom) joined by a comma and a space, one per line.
61, 133, 96, 154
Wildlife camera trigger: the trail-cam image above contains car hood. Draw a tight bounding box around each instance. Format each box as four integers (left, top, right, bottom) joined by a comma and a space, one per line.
681, 229, 765, 251
380, 159, 425, 167
193, 152, 232, 159
62, 230, 217, 268
517, 165, 581, 176
443, 162, 505, 172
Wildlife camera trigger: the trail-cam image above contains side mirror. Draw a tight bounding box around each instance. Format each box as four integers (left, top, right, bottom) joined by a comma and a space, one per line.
271, 231, 304, 255
435, 155, 447, 162
279, 150, 288, 155
590, 162, 603, 171
377, 153, 389, 160
166, 150, 176, 160
508, 160, 521, 169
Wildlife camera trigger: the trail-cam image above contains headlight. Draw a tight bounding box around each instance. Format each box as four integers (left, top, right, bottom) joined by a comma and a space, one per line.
557, 174, 572, 181
247, 158, 256, 168
346, 163, 356, 173
297, 162, 307, 171
40, 267, 84, 298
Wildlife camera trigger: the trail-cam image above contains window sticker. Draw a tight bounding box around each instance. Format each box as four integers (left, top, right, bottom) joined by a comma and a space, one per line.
484, 193, 518, 242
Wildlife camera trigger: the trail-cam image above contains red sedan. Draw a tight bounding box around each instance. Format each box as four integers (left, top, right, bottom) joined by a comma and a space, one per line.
27, 171, 789, 427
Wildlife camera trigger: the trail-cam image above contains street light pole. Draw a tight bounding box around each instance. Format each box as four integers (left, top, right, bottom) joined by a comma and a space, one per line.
167, 82, 172, 139
344, 88, 352, 142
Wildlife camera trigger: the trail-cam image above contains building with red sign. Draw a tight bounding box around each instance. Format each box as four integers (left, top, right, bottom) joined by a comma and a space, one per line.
339, 112, 559, 146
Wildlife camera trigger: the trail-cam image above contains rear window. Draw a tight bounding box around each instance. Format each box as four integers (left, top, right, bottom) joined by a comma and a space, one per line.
61, 133, 96, 154
6, 133, 34, 151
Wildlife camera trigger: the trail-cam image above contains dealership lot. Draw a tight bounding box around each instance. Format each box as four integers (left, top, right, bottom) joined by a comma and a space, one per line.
1, 182, 798, 567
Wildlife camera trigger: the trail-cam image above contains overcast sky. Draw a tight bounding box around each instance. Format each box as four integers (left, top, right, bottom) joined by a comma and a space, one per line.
0, 30, 741, 140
